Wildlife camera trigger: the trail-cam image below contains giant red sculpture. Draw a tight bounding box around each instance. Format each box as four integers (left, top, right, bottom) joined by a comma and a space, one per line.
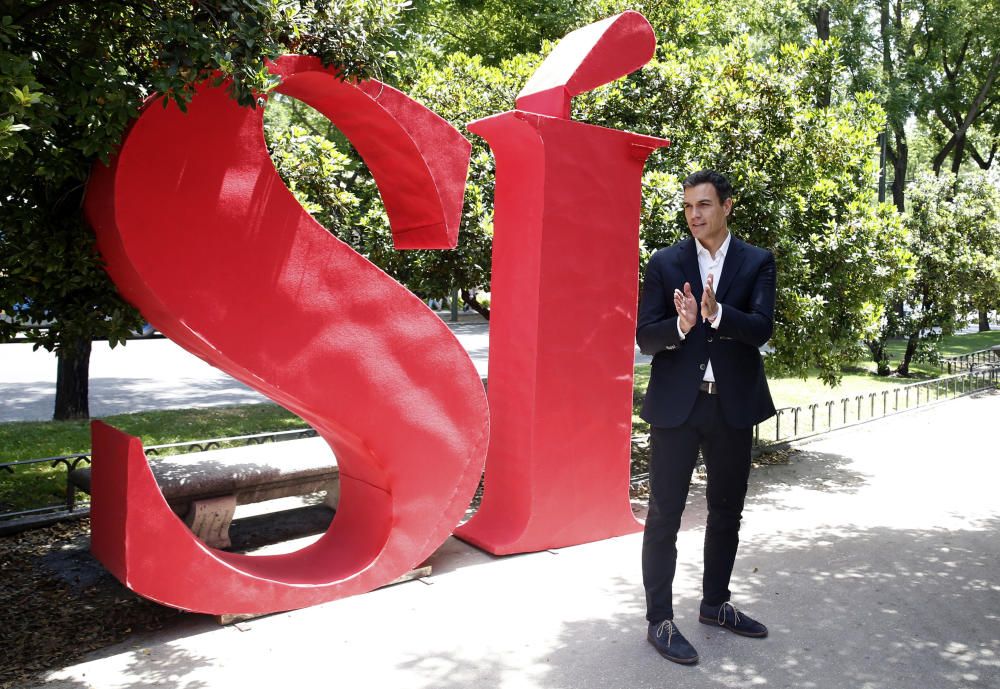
84, 56, 488, 614
84, 12, 665, 614
456, 11, 668, 554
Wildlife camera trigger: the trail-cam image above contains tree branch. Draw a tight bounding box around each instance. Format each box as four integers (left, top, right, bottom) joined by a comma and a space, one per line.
968, 140, 997, 169
932, 51, 1000, 173
955, 33, 971, 73
942, 33, 971, 83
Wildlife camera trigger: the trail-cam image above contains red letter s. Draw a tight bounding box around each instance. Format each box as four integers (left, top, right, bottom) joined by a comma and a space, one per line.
84, 57, 489, 615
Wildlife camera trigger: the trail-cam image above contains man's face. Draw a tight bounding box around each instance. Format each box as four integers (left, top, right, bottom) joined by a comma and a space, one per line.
683, 183, 732, 248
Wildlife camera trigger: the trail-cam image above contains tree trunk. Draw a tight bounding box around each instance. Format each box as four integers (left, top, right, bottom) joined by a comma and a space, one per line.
980, 308, 991, 332
813, 3, 832, 108
54, 337, 91, 420
814, 4, 831, 40
895, 333, 919, 376
950, 133, 966, 176
890, 131, 908, 212
867, 338, 891, 376
880, 0, 909, 213
461, 289, 490, 321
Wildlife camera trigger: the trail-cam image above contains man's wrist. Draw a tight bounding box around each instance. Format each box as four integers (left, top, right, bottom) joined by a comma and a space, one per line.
706, 303, 722, 327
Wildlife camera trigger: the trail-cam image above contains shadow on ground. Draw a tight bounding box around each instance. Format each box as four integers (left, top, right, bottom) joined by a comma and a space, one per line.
10, 407, 1000, 689
379, 518, 1000, 689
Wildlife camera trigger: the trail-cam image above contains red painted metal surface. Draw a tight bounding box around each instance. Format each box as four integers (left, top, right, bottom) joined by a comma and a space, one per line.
83, 56, 488, 614
455, 12, 669, 554
83, 11, 668, 611
515, 10, 658, 119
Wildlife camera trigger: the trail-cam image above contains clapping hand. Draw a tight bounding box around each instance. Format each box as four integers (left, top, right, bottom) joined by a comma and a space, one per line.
673, 282, 698, 334
701, 274, 718, 322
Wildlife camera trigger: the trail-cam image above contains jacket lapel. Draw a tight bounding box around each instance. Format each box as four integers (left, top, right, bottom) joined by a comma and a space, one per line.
714, 236, 745, 303
675, 238, 702, 301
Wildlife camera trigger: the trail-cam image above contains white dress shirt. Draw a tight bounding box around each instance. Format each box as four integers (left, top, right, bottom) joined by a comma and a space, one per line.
676, 233, 730, 382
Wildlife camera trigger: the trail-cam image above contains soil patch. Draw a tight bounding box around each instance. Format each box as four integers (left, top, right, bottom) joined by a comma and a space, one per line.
0, 520, 184, 689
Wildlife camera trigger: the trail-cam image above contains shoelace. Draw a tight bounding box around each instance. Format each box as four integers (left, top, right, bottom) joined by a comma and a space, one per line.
717, 601, 742, 626
655, 619, 675, 646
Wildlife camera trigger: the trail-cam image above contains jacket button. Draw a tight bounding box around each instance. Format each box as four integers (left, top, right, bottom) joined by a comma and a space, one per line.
699, 363, 706, 371
707, 337, 714, 343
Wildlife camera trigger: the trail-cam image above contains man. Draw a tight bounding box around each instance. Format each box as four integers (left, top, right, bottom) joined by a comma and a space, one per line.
636, 170, 776, 665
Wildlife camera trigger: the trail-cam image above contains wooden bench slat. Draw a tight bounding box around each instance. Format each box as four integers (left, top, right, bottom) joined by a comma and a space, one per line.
70, 437, 337, 500
69, 436, 340, 549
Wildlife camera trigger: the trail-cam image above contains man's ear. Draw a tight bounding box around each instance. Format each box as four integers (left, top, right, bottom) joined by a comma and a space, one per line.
723, 198, 733, 217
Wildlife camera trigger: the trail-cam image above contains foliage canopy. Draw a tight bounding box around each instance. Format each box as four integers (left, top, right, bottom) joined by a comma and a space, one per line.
2, 0, 997, 420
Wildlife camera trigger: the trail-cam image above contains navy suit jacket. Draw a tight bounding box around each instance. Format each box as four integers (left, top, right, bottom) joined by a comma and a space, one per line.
636, 236, 776, 429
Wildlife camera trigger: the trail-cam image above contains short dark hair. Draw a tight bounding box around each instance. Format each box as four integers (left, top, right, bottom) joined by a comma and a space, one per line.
682, 170, 733, 204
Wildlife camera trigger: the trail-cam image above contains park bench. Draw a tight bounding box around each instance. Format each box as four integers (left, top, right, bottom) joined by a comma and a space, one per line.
69, 437, 339, 549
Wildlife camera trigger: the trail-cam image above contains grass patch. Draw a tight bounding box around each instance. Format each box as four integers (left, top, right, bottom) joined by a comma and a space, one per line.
632, 355, 933, 436
631, 332, 1000, 439
873, 331, 1000, 374
0, 404, 303, 512
766, 366, 932, 409
934, 330, 1000, 356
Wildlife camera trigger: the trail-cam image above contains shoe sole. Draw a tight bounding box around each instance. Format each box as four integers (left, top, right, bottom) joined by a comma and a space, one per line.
698, 615, 768, 638
646, 633, 699, 664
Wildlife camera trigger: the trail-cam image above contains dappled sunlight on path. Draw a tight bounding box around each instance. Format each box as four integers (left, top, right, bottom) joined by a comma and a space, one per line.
35, 390, 1000, 689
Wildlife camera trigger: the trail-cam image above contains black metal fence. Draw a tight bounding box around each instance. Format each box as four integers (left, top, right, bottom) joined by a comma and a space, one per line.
0, 428, 317, 527
753, 364, 998, 446
628, 365, 999, 488
942, 346, 1000, 374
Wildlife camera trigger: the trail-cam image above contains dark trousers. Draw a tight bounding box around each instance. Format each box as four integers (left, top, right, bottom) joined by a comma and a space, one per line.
642, 390, 752, 622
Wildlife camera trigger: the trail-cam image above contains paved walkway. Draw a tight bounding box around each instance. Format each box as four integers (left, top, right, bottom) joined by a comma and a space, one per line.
0, 315, 488, 423
0, 314, 653, 423
34, 389, 1000, 689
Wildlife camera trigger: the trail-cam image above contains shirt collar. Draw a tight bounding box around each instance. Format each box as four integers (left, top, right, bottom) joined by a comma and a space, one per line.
695, 232, 731, 261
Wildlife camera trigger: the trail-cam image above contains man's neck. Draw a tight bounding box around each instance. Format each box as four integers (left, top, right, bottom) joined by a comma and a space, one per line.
696, 231, 730, 260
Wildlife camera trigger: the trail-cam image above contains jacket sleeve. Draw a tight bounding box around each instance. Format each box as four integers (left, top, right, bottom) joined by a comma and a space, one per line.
636, 252, 683, 355
715, 251, 776, 348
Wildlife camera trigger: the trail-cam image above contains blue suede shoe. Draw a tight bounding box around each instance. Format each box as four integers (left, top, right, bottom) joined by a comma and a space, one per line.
699, 601, 768, 638
647, 619, 699, 664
